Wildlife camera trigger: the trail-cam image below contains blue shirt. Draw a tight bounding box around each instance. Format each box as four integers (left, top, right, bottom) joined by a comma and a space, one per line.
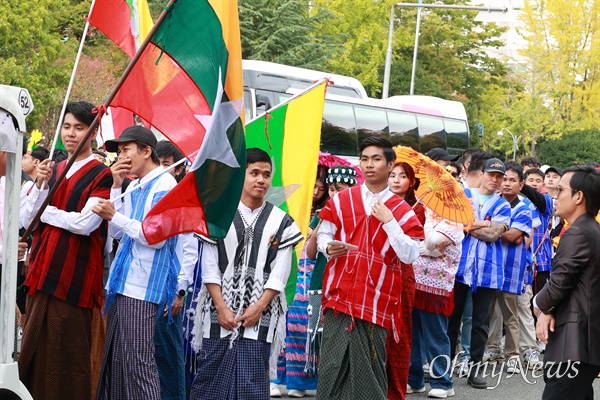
531, 194, 553, 273
457, 189, 511, 290
521, 196, 540, 289
501, 198, 532, 294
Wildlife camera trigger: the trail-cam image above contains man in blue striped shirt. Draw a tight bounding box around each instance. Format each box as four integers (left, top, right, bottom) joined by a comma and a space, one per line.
524, 169, 554, 293
447, 158, 511, 389
486, 162, 533, 373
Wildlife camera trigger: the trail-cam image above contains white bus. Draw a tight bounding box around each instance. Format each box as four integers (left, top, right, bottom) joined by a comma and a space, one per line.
242, 61, 470, 158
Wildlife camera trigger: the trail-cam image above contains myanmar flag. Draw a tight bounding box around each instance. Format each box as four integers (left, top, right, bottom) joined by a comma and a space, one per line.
88, 0, 154, 58
117, 0, 246, 244
245, 81, 327, 303
101, 0, 244, 159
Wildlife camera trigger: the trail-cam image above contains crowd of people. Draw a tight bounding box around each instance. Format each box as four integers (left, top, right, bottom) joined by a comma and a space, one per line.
0, 101, 599, 400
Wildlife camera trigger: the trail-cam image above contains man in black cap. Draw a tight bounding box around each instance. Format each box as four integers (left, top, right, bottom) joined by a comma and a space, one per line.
447, 158, 511, 389
93, 125, 186, 400
425, 147, 460, 168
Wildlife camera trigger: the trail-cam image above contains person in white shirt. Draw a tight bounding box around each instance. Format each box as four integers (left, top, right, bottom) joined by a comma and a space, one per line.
19, 101, 113, 400
93, 126, 184, 400
189, 148, 303, 400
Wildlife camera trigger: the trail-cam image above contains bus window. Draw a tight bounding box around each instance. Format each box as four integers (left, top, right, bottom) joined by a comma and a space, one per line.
354, 105, 390, 145
321, 100, 357, 156
387, 110, 419, 151
243, 89, 254, 122
256, 90, 276, 116
274, 92, 292, 104
444, 119, 469, 154
416, 115, 446, 153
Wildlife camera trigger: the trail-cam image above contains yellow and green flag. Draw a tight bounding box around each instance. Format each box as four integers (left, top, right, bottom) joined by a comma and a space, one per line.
245, 81, 327, 303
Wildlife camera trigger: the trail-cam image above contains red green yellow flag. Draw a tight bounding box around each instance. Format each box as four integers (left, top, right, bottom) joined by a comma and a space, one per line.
111, 0, 246, 243
88, 0, 154, 58
245, 81, 327, 303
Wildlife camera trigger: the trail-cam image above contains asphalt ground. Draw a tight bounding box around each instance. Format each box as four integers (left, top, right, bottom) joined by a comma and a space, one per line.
273, 359, 600, 399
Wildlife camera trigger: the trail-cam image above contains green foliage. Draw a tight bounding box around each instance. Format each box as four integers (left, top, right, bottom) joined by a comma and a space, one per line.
536, 129, 600, 168
313, 0, 507, 140
0, 0, 74, 129
238, 0, 339, 70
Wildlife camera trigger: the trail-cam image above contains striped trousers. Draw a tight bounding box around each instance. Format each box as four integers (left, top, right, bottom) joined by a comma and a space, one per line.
96, 295, 161, 400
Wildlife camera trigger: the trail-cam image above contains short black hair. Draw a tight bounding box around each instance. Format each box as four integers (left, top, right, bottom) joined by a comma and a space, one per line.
521, 156, 541, 168
359, 136, 396, 163
31, 146, 50, 162
64, 101, 96, 128
462, 148, 480, 164
134, 142, 160, 165
562, 165, 600, 216
524, 168, 544, 181
467, 151, 493, 174
156, 140, 184, 163
52, 149, 68, 163
246, 147, 271, 167
504, 161, 524, 181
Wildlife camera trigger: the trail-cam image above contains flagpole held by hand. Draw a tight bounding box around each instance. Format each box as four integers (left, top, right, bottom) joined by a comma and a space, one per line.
19, 0, 177, 243
75, 155, 189, 224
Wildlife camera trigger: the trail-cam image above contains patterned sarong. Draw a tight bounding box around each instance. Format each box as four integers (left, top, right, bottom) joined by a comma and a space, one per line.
316, 310, 388, 400
189, 337, 271, 400
19, 291, 93, 400
95, 295, 160, 400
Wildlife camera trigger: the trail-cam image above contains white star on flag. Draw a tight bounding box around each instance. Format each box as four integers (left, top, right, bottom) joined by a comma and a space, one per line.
192, 68, 241, 170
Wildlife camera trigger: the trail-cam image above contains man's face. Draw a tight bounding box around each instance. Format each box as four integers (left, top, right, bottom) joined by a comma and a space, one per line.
502, 170, 524, 198
554, 172, 579, 219
22, 153, 39, 175
544, 172, 561, 190
60, 112, 96, 156
243, 161, 272, 201
479, 171, 504, 193
525, 173, 544, 192
159, 155, 177, 177
436, 159, 451, 168
117, 142, 148, 177
522, 164, 538, 172
360, 146, 393, 186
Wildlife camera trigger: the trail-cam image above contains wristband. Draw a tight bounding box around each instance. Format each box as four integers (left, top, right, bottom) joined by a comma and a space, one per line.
537, 310, 543, 318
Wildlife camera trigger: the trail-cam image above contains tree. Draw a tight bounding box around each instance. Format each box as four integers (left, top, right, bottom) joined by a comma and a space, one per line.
536, 129, 600, 167
313, 0, 507, 139
517, 0, 600, 141
238, 0, 339, 70
0, 0, 74, 129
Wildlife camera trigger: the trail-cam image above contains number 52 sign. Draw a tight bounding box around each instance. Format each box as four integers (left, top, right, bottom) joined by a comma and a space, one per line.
19, 89, 32, 116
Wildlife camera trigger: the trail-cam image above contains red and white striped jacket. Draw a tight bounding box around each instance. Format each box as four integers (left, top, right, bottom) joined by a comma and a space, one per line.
319, 186, 424, 341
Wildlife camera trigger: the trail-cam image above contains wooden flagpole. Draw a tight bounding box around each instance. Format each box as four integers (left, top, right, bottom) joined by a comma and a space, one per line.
20, 0, 177, 241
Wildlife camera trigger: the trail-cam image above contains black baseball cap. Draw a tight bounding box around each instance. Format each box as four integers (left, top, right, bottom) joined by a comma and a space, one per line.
104, 125, 157, 153
482, 158, 506, 175
545, 166, 562, 176
425, 148, 460, 162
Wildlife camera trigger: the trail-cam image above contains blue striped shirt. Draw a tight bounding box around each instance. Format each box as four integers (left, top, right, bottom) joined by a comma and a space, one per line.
501, 198, 532, 294
457, 189, 511, 290
521, 196, 540, 289
531, 194, 553, 273
107, 167, 182, 306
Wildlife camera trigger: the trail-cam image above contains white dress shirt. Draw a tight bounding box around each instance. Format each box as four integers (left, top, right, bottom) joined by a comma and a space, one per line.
317, 184, 420, 265
20, 154, 105, 236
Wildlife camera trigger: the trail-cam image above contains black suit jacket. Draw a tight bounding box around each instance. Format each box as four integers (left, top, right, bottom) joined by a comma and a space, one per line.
536, 213, 600, 365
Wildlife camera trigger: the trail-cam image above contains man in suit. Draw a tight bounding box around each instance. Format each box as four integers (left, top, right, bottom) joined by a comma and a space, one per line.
534, 165, 600, 400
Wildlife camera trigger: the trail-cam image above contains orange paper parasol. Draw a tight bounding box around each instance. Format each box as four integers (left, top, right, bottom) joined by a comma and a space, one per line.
394, 146, 474, 226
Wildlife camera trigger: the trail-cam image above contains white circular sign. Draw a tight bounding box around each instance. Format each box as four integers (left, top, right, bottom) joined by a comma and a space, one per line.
19, 89, 32, 115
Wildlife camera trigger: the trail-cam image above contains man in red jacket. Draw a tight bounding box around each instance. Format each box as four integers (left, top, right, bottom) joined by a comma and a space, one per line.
316, 137, 424, 400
